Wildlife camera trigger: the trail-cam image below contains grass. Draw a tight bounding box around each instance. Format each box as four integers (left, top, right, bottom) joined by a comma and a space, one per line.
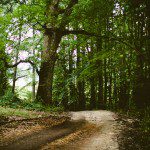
0, 106, 51, 119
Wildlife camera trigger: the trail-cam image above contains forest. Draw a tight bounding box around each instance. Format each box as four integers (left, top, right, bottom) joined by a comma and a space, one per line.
0, 0, 149, 110
0, 0, 150, 149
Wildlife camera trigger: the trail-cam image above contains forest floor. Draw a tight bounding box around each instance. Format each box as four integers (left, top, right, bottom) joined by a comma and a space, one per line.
0, 108, 149, 150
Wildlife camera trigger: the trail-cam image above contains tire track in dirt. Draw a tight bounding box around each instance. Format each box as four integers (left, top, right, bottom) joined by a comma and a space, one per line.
1, 111, 120, 150
42, 111, 120, 150
0, 120, 86, 150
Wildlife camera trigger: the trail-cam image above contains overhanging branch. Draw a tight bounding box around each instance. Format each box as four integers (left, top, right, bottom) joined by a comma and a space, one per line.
3, 59, 40, 75
15, 75, 27, 81
62, 29, 141, 55
62, 29, 110, 38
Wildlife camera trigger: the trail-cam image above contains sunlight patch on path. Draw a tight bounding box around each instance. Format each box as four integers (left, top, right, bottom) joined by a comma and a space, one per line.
70, 111, 119, 150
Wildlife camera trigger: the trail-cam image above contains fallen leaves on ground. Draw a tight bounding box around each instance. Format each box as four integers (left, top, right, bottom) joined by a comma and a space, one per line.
0, 115, 68, 147
41, 123, 100, 150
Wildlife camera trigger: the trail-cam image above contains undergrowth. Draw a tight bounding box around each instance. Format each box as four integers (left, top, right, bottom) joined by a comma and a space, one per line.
118, 107, 150, 150
0, 90, 64, 114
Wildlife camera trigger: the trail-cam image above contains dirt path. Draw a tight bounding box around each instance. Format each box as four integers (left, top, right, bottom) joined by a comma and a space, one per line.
0, 120, 86, 150
70, 111, 119, 150
42, 111, 120, 150
1, 110, 121, 150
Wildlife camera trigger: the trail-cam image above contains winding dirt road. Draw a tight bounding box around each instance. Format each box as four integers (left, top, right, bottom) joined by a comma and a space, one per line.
1, 110, 121, 150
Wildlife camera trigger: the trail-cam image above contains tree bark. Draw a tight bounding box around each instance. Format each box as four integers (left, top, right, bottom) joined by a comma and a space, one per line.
32, 51, 36, 101
0, 62, 7, 97
68, 47, 78, 110
12, 27, 21, 94
36, 0, 79, 105
108, 68, 112, 109
32, 29, 36, 101
104, 59, 108, 106
96, 36, 104, 109
77, 40, 86, 110
36, 32, 61, 105
90, 78, 96, 110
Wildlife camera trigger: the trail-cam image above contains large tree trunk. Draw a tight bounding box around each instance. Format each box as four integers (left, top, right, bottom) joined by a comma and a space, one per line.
12, 27, 21, 94
0, 63, 7, 97
0, 49, 7, 97
96, 36, 104, 109
133, 55, 150, 108
108, 67, 112, 109
36, 32, 61, 105
90, 78, 96, 110
36, 0, 79, 105
77, 41, 86, 110
104, 59, 108, 107
36, 61, 55, 104
32, 29, 36, 101
68, 48, 78, 110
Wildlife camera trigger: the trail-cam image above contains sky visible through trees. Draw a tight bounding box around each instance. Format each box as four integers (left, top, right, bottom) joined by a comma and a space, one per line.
0, 0, 149, 111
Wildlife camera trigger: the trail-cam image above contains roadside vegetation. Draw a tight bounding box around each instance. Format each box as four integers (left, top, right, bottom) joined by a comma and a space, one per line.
118, 108, 150, 150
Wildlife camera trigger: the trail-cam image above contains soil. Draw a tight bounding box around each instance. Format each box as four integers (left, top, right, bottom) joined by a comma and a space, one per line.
0, 110, 149, 150
1, 120, 86, 150
68, 111, 120, 150
117, 114, 150, 150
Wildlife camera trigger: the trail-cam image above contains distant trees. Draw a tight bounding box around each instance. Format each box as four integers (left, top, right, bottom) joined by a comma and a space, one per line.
0, 0, 149, 110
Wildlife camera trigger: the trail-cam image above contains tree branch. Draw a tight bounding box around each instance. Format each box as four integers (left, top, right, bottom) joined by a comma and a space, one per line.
62, 29, 142, 55
15, 75, 27, 81
59, 0, 78, 28
3, 59, 40, 75
62, 29, 110, 38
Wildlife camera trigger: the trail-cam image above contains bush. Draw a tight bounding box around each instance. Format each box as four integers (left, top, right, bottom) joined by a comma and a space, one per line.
22, 101, 64, 112
0, 90, 21, 108
0, 91, 64, 112
23, 101, 45, 111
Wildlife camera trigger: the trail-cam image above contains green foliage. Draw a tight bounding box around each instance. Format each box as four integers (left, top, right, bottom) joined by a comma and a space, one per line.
0, 90, 21, 108
118, 106, 149, 134
22, 101, 64, 112
0, 106, 38, 118
0, 106, 52, 119
22, 101, 45, 111
0, 0, 149, 113
0, 90, 64, 112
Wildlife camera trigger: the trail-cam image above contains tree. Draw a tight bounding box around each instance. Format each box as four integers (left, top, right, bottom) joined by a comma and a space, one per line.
35, 0, 114, 105
36, 0, 79, 104
0, 8, 10, 96
1, 0, 149, 111
0, 52, 7, 97
12, 23, 22, 94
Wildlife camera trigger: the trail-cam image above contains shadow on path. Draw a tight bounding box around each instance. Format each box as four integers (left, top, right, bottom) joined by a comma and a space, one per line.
0, 120, 86, 150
